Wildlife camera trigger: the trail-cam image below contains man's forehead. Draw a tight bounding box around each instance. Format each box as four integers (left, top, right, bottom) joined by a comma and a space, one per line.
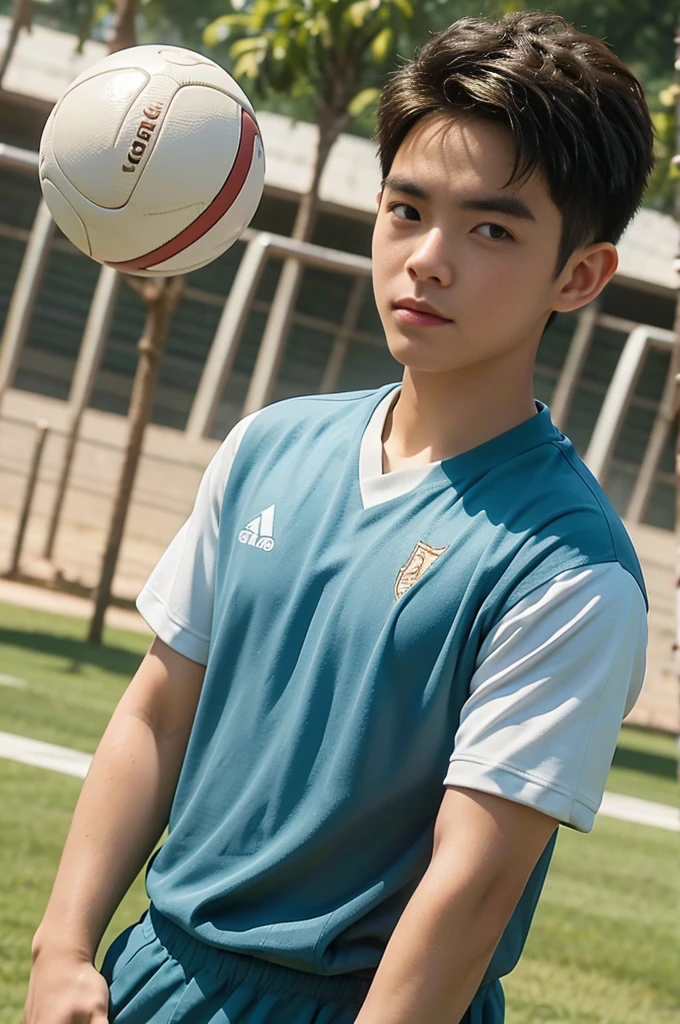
389, 114, 552, 215
396, 114, 513, 177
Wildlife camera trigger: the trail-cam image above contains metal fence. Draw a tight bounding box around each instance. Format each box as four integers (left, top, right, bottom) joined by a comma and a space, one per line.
0, 142, 677, 594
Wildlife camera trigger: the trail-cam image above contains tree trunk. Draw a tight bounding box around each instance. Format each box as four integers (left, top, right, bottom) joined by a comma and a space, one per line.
89, 1, 151, 644
291, 108, 350, 242
0, 0, 31, 90
242, 109, 350, 415
108, 0, 137, 53
673, 289, 680, 779
88, 276, 185, 644
674, 21, 680, 780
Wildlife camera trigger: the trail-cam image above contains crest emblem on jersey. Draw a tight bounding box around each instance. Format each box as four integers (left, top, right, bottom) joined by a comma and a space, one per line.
239, 504, 276, 551
394, 541, 449, 600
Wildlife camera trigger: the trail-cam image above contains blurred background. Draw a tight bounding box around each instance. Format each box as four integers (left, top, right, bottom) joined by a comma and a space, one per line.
0, 3, 678, 1022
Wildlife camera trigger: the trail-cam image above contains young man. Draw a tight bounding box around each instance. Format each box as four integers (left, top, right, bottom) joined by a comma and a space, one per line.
25, 11, 653, 1024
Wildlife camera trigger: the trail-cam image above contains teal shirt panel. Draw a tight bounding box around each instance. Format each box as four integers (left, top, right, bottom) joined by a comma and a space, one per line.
145, 383, 646, 997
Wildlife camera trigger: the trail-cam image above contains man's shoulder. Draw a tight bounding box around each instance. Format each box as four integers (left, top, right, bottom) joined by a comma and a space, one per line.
537, 432, 636, 555
254, 384, 394, 420
208, 384, 396, 485
503, 427, 626, 532
487, 429, 647, 613
228, 384, 395, 448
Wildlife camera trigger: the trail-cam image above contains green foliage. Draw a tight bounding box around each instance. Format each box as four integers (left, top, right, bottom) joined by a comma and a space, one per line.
348, 85, 380, 118
643, 81, 680, 215
203, 0, 414, 124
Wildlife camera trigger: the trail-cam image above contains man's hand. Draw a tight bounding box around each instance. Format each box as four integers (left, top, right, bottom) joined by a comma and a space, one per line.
23, 948, 109, 1024
354, 786, 559, 1024
23, 637, 204, 1022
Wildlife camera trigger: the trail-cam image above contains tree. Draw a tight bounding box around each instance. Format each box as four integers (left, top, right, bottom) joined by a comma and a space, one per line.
87, 0, 187, 643
88, 275, 185, 643
109, 0, 136, 50
0, 0, 31, 89
673, 20, 680, 780
135, 0, 228, 49
202, 0, 414, 411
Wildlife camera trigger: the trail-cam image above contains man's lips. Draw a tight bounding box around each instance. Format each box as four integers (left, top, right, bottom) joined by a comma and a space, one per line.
392, 300, 453, 326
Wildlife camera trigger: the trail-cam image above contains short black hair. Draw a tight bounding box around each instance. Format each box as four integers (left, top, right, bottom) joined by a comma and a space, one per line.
376, 11, 655, 277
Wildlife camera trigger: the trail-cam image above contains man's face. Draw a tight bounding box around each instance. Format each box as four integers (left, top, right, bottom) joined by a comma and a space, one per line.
371, 113, 566, 375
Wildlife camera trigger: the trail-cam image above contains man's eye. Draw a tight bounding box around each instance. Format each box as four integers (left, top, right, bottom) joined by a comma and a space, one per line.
387, 202, 420, 221
476, 223, 512, 241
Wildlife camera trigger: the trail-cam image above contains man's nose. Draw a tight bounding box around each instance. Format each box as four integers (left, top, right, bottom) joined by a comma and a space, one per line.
404, 228, 453, 287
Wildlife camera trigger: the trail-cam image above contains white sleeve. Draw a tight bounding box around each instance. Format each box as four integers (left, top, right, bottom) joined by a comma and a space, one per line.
443, 563, 648, 833
136, 410, 264, 665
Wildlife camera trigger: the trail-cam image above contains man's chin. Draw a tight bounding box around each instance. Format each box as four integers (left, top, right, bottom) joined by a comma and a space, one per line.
384, 336, 468, 374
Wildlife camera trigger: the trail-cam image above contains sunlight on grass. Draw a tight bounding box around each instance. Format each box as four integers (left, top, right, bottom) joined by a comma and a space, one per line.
504, 816, 680, 1022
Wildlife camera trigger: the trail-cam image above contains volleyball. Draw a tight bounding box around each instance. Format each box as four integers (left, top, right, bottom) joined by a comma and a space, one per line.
37, 44, 265, 276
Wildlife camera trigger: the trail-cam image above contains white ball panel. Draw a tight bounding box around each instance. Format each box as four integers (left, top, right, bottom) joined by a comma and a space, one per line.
39, 148, 197, 263
145, 45, 257, 118
157, 61, 256, 119
60, 46, 175, 93
51, 69, 149, 208
40, 178, 91, 254
148, 146, 265, 274
108, 72, 181, 201
87, 202, 206, 264
159, 49, 206, 66
60, 45, 256, 120
127, 86, 241, 215
51, 73, 180, 210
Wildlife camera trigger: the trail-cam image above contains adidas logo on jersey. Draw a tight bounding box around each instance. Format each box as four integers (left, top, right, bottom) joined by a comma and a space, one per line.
239, 504, 276, 551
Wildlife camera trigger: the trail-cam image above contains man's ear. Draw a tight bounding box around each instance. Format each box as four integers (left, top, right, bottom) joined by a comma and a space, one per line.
376, 190, 383, 209
552, 242, 618, 315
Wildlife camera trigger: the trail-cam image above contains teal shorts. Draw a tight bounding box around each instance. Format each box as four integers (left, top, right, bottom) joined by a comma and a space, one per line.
100, 905, 373, 1023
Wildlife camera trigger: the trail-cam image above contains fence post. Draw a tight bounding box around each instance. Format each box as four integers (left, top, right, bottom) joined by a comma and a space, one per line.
319, 276, 367, 394
43, 266, 121, 560
6, 420, 50, 577
550, 299, 600, 430
0, 200, 55, 410
584, 326, 650, 482
626, 355, 677, 523
185, 235, 271, 440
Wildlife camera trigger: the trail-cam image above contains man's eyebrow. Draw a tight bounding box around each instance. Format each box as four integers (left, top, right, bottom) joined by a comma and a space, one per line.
381, 176, 536, 222
381, 176, 429, 200
460, 195, 537, 221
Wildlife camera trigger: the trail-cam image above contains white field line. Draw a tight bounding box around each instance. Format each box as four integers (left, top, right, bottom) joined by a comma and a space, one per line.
598, 790, 679, 832
0, 730, 678, 832
0, 730, 91, 778
0, 673, 28, 688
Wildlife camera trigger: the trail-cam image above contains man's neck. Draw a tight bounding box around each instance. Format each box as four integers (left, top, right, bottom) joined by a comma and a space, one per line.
381, 360, 538, 473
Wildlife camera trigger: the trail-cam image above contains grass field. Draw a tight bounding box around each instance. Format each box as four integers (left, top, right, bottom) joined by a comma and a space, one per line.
0, 600, 679, 1023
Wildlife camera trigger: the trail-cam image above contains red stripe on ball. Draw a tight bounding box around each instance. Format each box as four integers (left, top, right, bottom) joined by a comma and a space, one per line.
107, 106, 259, 272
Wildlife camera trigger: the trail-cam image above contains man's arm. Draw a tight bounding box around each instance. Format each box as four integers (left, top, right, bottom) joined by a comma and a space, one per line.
32, 637, 204, 960
355, 564, 647, 1024
354, 786, 558, 1024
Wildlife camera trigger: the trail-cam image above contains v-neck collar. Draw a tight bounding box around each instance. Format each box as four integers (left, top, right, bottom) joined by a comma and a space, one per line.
359, 384, 441, 509
357, 383, 561, 511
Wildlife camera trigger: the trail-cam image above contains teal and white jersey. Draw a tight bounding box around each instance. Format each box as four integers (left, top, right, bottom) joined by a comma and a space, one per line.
137, 382, 647, 1019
